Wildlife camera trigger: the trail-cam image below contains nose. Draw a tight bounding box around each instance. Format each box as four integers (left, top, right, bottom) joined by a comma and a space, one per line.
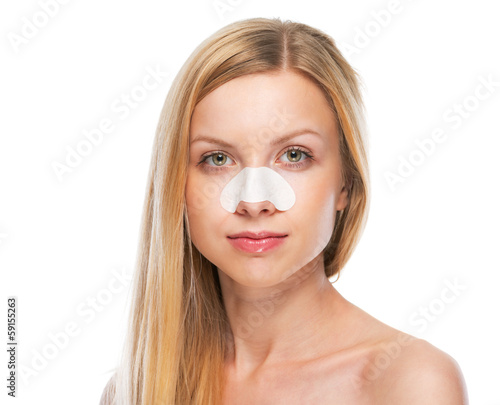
235, 199, 277, 217
219, 167, 296, 213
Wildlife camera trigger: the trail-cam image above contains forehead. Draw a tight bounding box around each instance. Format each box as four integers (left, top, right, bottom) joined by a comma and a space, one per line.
189, 71, 338, 145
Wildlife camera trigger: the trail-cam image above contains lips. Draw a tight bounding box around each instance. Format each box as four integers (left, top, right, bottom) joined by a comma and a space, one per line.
227, 231, 288, 239
227, 232, 288, 253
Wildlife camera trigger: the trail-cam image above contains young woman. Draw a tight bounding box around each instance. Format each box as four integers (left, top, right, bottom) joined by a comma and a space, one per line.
100, 17, 468, 404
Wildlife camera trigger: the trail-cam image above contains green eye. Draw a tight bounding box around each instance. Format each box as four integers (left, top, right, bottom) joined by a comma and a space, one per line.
286, 149, 302, 162
211, 153, 227, 166
198, 152, 234, 169
279, 146, 314, 166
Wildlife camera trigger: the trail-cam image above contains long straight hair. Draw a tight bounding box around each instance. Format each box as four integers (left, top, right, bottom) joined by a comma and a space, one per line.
104, 17, 370, 405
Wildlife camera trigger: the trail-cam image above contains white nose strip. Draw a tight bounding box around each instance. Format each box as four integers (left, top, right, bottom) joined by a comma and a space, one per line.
220, 167, 296, 213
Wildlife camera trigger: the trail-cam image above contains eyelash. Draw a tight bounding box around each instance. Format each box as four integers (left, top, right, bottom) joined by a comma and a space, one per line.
196, 146, 315, 173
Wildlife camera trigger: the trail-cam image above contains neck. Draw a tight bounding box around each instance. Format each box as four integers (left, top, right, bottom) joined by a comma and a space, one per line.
218, 255, 347, 378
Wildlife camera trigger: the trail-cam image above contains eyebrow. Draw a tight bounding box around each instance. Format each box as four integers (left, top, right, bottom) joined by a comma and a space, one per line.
190, 129, 323, 147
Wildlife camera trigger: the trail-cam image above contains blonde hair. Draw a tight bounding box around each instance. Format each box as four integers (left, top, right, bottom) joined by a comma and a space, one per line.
103, 17, 370, 405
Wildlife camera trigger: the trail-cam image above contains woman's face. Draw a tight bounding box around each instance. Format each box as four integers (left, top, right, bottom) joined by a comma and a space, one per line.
185, 71, 349, 288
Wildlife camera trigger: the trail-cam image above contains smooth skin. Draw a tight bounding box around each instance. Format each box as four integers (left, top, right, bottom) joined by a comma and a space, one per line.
185, 71, 468, 404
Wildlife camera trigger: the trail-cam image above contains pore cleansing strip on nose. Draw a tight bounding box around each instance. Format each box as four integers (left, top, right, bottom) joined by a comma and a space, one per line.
220, 167, 296, 213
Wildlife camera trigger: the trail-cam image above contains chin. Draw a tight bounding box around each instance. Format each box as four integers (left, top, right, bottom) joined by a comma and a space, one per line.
218, 263, 286, 287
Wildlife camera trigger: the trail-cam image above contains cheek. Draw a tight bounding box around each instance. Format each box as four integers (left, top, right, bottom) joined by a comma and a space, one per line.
186, 173, 223, 213
292, 176, 337, 242
185, 173, 226, 244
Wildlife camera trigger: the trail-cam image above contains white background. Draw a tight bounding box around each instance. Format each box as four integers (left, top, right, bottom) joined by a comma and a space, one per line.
1, 0, 499, 403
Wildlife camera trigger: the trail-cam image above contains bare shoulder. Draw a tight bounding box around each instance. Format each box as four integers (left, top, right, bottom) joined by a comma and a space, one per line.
99, 373, 117, 405
372, 337, 468, 404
